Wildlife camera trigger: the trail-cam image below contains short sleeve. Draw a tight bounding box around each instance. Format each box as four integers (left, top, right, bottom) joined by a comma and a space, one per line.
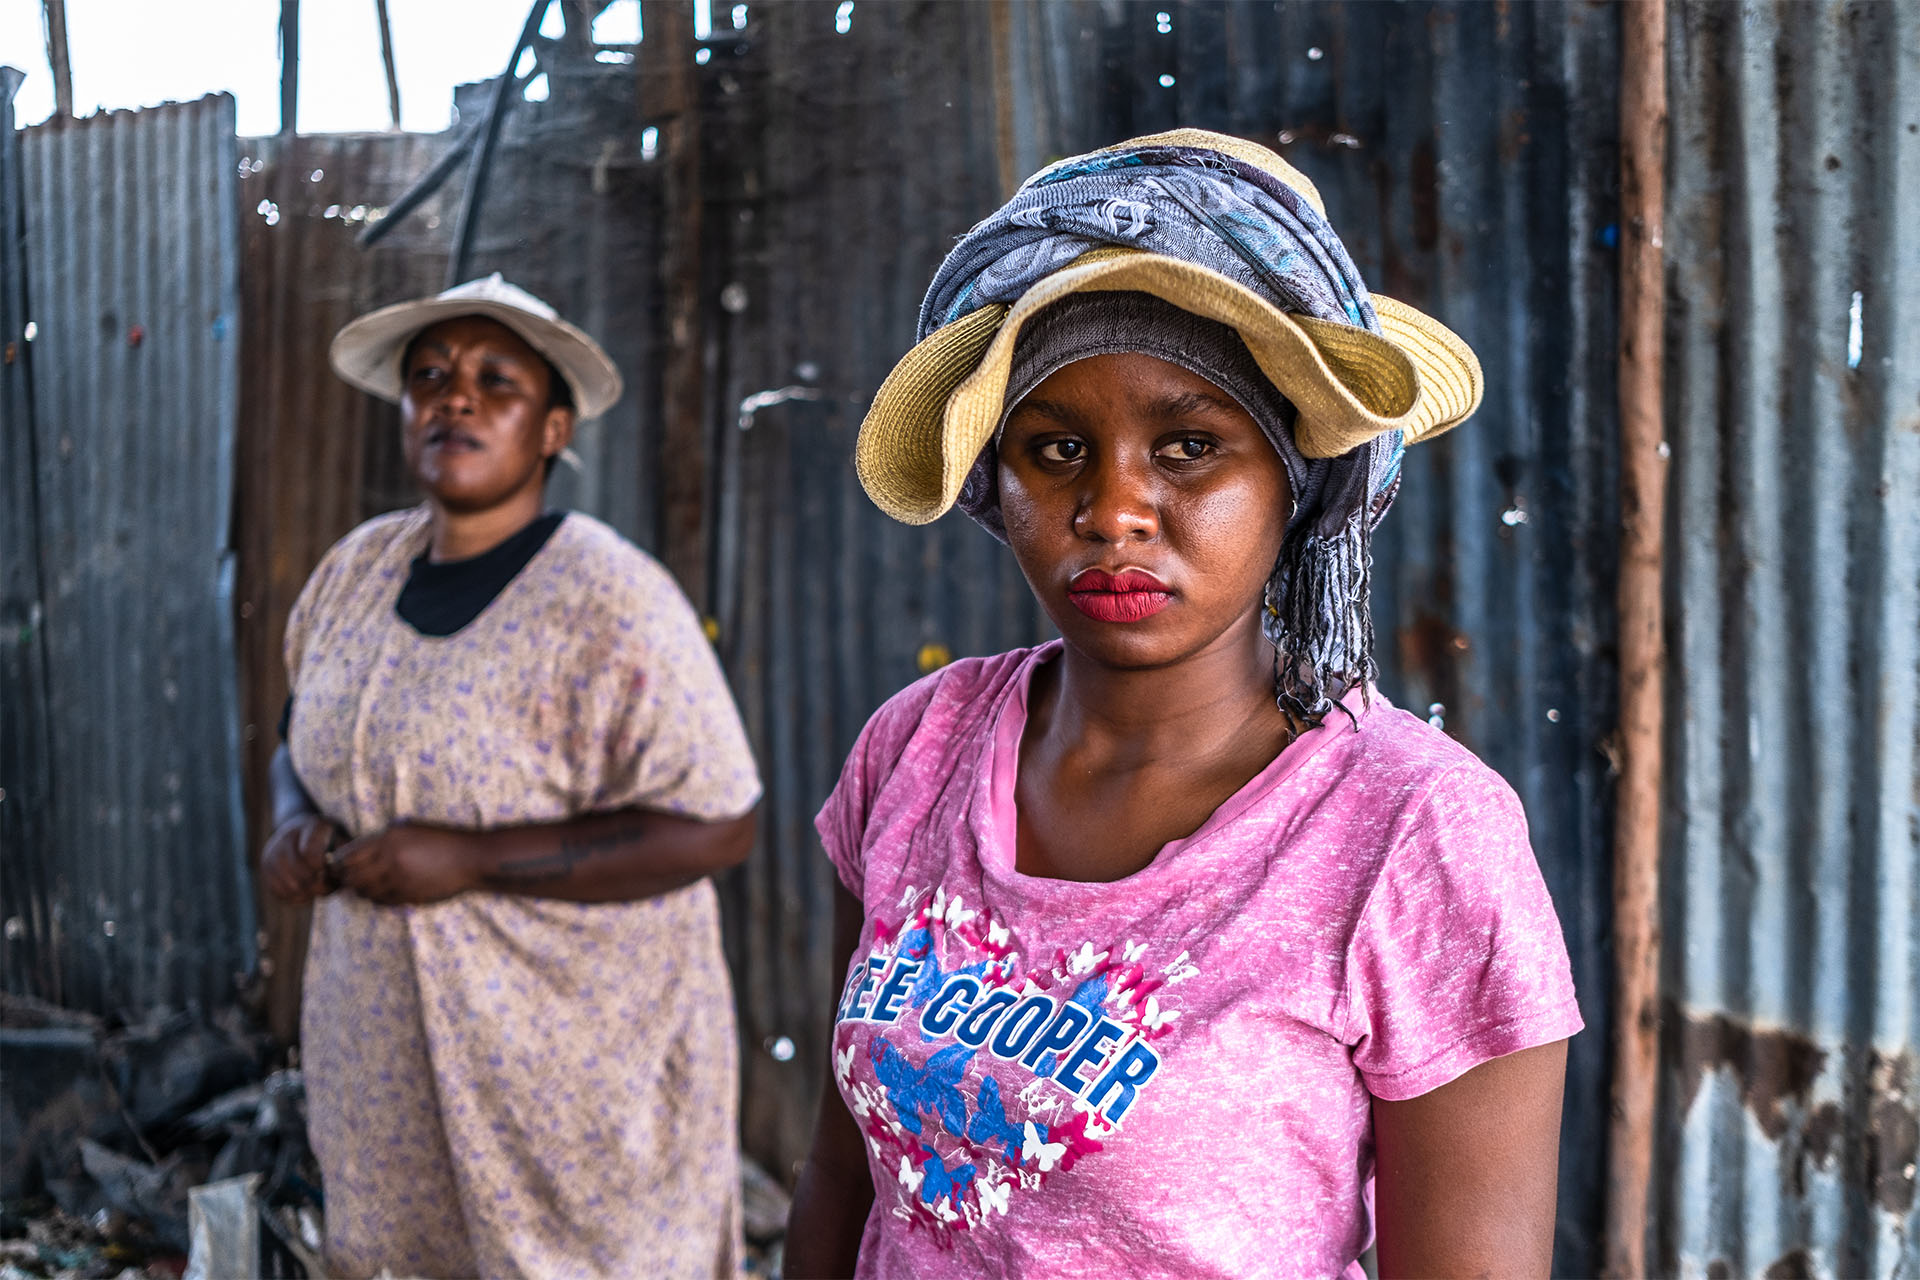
814, 673, 946, 895
567, 558, 761, 821
282, 536, 351, 695
1343, 764, 1584, 1101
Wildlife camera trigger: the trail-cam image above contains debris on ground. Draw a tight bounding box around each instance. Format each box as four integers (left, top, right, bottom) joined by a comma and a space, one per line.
1, 996, 317, 1279
5, 995, 794, 1278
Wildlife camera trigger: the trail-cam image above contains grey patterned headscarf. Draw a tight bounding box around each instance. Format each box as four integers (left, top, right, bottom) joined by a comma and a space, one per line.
926, 140, 1399, 722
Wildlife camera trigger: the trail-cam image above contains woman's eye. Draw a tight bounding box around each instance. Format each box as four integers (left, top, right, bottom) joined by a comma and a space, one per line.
1156, 437, 1213, 460
1037, 440, 1086, 464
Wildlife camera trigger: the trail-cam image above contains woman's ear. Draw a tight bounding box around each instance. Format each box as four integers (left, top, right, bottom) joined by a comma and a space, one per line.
542, 405, 577, 463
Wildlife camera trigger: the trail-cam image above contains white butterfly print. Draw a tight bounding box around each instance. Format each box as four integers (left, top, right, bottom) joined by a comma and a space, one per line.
1161, 949, 1200, 985
834, 1042, 856, 1085
987, 919, 1011, 949
1067, 941, 1109, 976
1022, 1121, 1067, 1172
977, 1171, 1012, 1217
1141, 995, 1180, 1032
1122, 939, 1148, 964
897, 1155, 924, 1194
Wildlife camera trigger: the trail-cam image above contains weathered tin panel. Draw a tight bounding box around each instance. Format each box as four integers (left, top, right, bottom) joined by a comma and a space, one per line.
6, 95, 252, 1014
1658, 2, 1920, 1275
704, 10, 1620, 1273
1, 66, 62, 1003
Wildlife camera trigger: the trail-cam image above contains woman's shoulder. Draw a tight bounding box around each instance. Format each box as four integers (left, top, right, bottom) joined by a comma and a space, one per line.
837, 645, 1043, 787
302, 507, 427, 600
868, 645, 1043, 739
1284, 694, 1531, 870
1328, 695, 1516, 800
541, 511, 676, 594
329, 505, 429, 564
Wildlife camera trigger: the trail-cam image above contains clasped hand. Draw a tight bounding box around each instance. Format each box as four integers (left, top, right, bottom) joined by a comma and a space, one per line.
262, 815, 480, 906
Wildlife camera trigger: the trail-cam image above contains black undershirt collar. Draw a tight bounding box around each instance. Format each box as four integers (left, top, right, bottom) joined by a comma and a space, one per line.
395, 510, 567, 637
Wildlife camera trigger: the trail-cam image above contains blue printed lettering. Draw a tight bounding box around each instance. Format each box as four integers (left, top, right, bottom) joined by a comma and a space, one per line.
954, 989, 1019, 1047
1020, 1002, 1093, 1074
988, 995, 1055, 1061
919, 975, 982, 1036
1085, 1041, 1161, 1124
870, 959, 923, 1024
1056, 1017, 1126, 1093
847, 956, 887, 1020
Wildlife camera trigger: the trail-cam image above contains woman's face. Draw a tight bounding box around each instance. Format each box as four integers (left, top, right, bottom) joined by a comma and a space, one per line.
998, 352, 1292, 671
399, 316, 571, 512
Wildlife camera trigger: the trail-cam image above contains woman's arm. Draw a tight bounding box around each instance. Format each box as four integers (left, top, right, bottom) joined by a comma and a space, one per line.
783, 881, 876, 1277
330, 804, 755, 905
1371, 1039, 1569, 1278
259, 743, 346, 902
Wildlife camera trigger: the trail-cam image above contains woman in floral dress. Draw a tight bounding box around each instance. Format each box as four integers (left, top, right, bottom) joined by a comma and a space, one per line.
260, 275, 761, 1279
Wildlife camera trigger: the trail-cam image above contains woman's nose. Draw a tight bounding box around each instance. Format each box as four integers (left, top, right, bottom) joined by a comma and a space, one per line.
435, 370, 477, 413
1073, 455, 1160, 542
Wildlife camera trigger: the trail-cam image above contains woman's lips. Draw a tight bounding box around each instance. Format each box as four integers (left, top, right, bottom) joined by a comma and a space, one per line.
424, 424, 481, 453
1067, 568, 1173, 623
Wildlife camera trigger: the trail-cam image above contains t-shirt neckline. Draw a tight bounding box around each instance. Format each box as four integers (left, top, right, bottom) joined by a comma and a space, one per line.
980, 639, 1367, 898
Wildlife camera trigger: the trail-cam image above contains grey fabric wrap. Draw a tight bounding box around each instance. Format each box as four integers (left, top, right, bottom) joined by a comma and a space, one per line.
961, 291, 1382, 723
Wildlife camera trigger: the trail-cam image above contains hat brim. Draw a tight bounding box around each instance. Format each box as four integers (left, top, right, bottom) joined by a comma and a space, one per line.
329, 296, 624, 421
855, 250, 1484, 525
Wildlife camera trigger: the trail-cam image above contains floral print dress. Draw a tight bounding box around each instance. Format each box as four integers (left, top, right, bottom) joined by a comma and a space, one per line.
283, 506, 761, 1279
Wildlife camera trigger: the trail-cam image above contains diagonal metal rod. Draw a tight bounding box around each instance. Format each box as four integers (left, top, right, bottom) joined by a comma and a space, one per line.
445, 0, 554, 287
374, 0, 402, 130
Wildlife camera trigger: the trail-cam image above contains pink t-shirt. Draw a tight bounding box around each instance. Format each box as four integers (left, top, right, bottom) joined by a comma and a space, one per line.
816, 642, 1583, 1279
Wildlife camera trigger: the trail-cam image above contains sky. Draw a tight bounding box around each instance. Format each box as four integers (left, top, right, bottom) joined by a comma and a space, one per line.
3, 0, 650, 136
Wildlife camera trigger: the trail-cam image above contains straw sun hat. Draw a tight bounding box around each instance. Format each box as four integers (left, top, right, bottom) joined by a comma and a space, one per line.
329, 273, 624, 421
856, 129, 1484, 526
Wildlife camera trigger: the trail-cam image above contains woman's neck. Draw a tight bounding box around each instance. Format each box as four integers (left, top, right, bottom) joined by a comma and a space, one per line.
1035, 617, 1297, 770
426, 487, 546, 562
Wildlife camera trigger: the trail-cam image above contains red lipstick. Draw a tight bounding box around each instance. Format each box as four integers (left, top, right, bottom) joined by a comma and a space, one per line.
1067, 568, 1173, 623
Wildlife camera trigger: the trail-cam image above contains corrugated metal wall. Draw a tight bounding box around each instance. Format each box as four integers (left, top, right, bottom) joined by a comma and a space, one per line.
1658, 2, 1920, 1276
2, 95, 251, 1015
1, 68, 60, 1004
704, 6, 1621, 1271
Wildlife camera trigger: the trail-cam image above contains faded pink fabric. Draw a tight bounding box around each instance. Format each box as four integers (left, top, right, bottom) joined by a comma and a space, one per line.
286, 507, 761, 1279
817, 642, 1582, 1279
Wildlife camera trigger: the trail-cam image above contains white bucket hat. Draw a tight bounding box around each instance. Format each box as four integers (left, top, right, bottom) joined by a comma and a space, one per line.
328, 273, 624, 420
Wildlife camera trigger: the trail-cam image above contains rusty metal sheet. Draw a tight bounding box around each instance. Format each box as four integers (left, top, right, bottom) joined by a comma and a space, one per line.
1658, 1, 1920, 1274
6, 94, 251, 1014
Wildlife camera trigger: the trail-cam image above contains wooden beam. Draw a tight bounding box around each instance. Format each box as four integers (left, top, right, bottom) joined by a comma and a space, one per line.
641, 0, 708, 609
40, 0, 72, 119
1605, 0, 1670, 1274
278, 0, 300, 135
374, 0, 401, 130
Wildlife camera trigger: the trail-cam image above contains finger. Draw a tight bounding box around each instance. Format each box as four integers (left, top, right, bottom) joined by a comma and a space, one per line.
338, 850, 386, 891
335, 834, 380, 870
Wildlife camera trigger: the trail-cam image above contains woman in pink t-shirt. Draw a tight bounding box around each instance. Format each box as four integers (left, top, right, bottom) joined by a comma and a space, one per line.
786, 131, 1583, 1279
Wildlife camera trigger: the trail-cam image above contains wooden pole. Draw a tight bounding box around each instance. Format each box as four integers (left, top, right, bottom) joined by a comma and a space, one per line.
278, 0, 300, 135
374, 0, 402, 130
641, 0, 708, 609
40, 0, 73, 119
1605, 0, 1669, 1274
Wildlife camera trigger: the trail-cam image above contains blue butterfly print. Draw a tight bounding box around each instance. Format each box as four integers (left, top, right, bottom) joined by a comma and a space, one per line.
871, 1040, 975, 1137
965, 1076, 1026, 1164
917, 1147, 978, 1208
